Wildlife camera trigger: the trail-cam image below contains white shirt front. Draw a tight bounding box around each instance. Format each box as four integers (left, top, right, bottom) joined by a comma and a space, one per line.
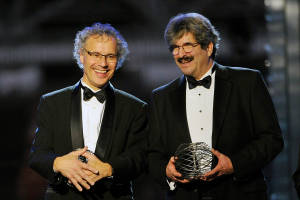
167, 65, 216, 190
81, 80, 106, 153
186, 64, 215, 148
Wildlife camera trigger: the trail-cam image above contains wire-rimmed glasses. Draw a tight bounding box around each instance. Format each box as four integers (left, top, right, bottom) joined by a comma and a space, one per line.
84, 49, 117, 63
169, 43, 200, 55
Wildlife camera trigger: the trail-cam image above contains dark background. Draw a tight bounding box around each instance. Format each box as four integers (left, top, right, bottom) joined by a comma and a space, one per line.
0, 0, 299, 199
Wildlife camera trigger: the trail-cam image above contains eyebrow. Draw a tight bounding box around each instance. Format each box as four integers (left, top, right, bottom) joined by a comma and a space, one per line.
86, 50, 116, 55
174, 42, 194, 46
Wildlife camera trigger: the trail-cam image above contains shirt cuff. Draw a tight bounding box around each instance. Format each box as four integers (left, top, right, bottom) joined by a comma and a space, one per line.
166, 179, 177, 191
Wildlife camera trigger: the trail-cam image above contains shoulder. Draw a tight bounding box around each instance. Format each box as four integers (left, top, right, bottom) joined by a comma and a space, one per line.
216, 63, 263, 83
216, 64, 267, 93
226, 66, 264, 86
152, 76, 183, 95
42, 85, 75, 100
37, 84, 77, 111
225, 66, 260, 76
40, 83, 78, 107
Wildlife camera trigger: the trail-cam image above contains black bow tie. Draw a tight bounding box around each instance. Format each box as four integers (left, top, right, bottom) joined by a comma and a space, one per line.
82, 86, 106, 103
187, 75, 212, 89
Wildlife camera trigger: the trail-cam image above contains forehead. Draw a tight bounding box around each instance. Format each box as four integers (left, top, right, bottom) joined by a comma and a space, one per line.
85, 34, 117, 51
174, 32, 196, 45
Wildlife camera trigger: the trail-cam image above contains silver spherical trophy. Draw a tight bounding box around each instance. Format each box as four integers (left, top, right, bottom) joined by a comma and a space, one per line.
175, 142, 213, 179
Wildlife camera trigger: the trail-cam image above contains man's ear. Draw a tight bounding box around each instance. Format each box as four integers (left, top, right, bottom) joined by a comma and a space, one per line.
79, 49, 84, 64
207, 42, 213, 57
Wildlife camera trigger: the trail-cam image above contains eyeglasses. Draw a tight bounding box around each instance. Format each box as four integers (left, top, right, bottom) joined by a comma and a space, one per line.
84, 49, 117, 62
169, 43, 200, 55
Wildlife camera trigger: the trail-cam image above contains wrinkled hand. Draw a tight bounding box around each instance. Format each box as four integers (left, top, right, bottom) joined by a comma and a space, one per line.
202, 149, 234, 181
53, 146, 98, 191
166, 157, 190, 184
82, 151, 113, 182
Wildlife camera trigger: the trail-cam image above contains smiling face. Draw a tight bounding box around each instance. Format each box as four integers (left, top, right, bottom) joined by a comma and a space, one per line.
174, 32, 213, 80
80, 34, 117, 90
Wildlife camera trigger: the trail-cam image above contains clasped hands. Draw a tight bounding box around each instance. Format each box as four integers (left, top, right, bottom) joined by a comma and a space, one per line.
53, 146, 113, 192
166, 149, 234, 184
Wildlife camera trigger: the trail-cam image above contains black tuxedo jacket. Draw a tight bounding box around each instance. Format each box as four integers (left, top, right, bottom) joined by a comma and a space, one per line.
29, 81, 148, 200
148, 63, 284, 200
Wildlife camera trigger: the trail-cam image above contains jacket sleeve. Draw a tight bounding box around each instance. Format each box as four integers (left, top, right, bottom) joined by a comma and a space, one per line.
229, 71, 284, 182
147, 92, 170, 189
106, 102, 148, 184
29, 96, 61, 185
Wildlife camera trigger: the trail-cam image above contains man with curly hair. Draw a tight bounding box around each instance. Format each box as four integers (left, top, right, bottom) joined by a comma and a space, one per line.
29, 23, 148, 200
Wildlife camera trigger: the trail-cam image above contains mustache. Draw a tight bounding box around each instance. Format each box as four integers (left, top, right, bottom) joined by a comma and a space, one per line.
177, 56, 194, 63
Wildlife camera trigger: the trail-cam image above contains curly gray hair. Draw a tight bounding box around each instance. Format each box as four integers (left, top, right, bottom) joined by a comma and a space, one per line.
164, 13, 220, 59
73, 23, 129, 70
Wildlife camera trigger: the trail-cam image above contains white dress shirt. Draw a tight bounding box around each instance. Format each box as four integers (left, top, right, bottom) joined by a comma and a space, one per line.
186, 64, 215, 148
167, 64, 216, 190
81, 80, 106, 153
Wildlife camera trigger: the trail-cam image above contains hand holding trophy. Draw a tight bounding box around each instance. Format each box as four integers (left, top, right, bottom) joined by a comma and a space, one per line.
175, 142, 213, 179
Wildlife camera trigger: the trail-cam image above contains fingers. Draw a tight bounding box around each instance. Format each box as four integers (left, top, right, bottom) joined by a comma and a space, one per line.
82, 169, 99, 181
166, 157, 184, 181
202, 166, 220, 181
82, 151, 99, 162
82, 167, 105, 182
202, 150, 234, 181
211, 148, 220, 157
69, 174, 90, 191
77, 162, 98, 185
77, 170, 94, 189
81, 161, 99, 174
69, 177, 83, 191
177, 179, 191, 183
64, 163, 95, 190
203, 172, 218, 181
61, 167, 90, 191
204, 166, 218, 177
53, 147, 100, 191
59, 147, 113, 190
82, 169, 94, 176
169, 171, 182, 180
81, 153, 112, 178
73, 146, 88, 156
170, 156, 176, 163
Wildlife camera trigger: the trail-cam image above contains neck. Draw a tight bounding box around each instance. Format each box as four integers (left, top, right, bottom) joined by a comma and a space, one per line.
81, 79, 108, 92
195, 59, 214, 80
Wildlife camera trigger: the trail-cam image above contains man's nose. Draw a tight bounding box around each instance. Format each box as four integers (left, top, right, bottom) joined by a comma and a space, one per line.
177, 47, 187, 58
97, 55, 108, 67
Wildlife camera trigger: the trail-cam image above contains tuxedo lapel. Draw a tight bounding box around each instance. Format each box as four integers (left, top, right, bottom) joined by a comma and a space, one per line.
169, 76, 192, 143
212, 63, 232, 148
70, 82, 84, 150
95, 83, 115, 160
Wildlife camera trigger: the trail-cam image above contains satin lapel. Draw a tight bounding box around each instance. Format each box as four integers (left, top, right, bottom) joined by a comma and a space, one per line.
169, 76, 192, 143
95, 83, 115, 160
212, 64, 232, 148
70, 82, 84, 150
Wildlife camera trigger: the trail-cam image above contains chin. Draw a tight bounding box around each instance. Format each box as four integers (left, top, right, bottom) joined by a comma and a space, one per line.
181, 69, 194, 76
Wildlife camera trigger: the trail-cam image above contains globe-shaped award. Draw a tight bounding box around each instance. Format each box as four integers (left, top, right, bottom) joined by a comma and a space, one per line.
175, 142, 213, 179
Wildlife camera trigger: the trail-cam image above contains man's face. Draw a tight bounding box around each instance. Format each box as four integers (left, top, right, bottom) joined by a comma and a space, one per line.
80, 34, 117, 90
173, 32, 212, 80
